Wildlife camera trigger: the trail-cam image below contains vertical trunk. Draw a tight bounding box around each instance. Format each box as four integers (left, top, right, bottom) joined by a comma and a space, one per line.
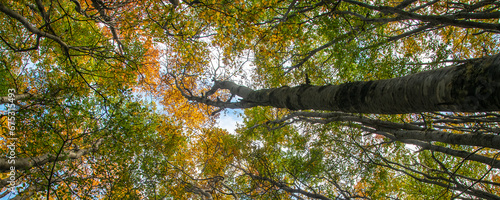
243, 54, 500, 113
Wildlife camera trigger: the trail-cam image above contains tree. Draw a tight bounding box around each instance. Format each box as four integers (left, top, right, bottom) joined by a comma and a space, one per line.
184, 54, 500, 113
172, 0, 500, 199
1, 0, 500, 199
0, 0, 192, 199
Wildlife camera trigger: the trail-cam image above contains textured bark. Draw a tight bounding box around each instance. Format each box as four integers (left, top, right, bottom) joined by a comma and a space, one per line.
220, 54, 500, 113
389, 129, 500, 149
400, 139, 500, 169
0, 139, 103, 172
0, 93, 33, 104
184, 184, 213, 200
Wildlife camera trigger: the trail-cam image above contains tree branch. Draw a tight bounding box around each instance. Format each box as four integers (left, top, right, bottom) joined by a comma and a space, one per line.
0, 138, 104, 172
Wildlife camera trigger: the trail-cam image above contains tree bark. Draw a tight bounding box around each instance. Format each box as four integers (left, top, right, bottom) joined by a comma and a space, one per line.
205, 54, 500, 114
0, 139, 103, 172
0, 93, 33, 104
247, 173, 332, 200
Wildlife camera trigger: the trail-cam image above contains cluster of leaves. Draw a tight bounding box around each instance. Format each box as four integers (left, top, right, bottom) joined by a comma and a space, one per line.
0, 0, 193, 199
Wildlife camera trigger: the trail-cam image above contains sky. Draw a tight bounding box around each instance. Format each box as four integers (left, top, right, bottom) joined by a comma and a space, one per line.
216, 109, 244, 134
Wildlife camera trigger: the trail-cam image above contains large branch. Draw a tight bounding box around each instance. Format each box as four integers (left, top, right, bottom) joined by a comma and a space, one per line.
387, 129, 500, 150
246, 173, 332, 200
0, 93, 33, 104
0, 3, 69, 49
343, 0, 500, 31
254, 111, 500, 164
0, 2, 110, 101
0, 139, 104, 172
184, 183, 213, 200
400, 138, 500, 169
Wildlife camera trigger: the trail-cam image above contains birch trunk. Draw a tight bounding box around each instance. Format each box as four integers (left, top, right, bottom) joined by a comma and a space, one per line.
233, 54, 500, 113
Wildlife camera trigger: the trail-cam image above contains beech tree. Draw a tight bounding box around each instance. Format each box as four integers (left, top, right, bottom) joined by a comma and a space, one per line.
172, 0, 500, 199
185, 54, 500, 113
1, 0, 499, 199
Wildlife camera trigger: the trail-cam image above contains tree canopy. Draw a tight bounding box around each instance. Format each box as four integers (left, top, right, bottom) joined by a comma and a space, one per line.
1, 0, 499, 199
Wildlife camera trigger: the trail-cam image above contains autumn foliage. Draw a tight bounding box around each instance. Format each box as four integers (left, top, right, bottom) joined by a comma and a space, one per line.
1, 0, 500, 199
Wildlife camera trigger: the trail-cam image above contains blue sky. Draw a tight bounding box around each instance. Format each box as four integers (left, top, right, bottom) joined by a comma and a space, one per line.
216, 109, 244, 134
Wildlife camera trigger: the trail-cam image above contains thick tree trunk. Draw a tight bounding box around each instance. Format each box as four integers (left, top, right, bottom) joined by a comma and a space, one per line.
218, 54, 500, 113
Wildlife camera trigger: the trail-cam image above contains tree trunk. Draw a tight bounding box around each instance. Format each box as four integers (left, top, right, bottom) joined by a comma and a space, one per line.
0, 139, 103, 172
212, 54, 500, 113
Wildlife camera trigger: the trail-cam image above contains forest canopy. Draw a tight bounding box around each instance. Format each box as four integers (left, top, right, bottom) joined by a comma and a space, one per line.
1, 0, 499, 199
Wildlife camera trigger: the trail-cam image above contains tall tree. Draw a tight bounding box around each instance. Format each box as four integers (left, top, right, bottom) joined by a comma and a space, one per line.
183, 54, 500, 113
1, 0, 499, 199
172, 0, 500, 199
